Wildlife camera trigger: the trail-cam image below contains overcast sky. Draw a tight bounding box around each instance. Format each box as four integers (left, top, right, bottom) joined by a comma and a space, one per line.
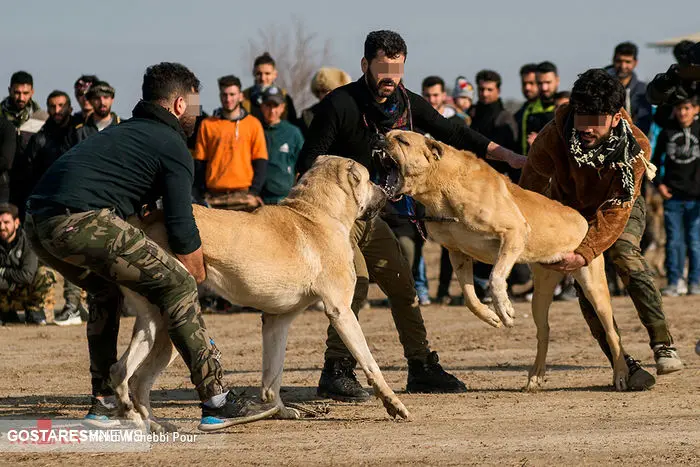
3, 0, 698, 117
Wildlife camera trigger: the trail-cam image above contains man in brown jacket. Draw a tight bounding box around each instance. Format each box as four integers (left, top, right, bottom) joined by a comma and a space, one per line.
520, 69, 683, 388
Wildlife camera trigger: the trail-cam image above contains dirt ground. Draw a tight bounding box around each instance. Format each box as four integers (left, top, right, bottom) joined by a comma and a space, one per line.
0, 241, 698, 466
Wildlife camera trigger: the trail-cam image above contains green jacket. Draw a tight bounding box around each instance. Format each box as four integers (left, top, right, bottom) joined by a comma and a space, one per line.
261, 120, 304, 204
520, 98, 555, 155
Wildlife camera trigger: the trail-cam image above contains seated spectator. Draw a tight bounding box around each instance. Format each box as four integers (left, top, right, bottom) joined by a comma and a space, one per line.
193, 75, 268, 211
652, 95, 700, 296
0, 203, 56, 325
259, 86, 304, 205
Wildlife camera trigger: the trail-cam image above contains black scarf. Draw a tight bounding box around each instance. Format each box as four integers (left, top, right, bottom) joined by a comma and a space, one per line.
564, 111, 647, 205
360, 76, 412, 132
131, 100, 187, 142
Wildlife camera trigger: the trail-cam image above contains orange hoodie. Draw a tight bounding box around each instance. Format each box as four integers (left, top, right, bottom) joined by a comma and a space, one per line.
519, 104, 652, 265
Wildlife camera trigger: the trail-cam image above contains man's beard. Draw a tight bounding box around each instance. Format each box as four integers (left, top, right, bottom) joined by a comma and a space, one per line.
0, 228, 15, 242
52, 108, 72, 126
93, 106, 111, 119
366, 69, 397, 98
12, 99, 27, 110
179, 113, 197, 137
577, 128, 612, 149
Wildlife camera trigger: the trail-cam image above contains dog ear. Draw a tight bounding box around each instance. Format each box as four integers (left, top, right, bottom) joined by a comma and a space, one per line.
347, 159, 362, 184
425, 137, 443, 161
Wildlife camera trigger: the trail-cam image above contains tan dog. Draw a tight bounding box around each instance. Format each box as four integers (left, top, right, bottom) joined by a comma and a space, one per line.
109, 155, 410, 431
376, 129, 629, 391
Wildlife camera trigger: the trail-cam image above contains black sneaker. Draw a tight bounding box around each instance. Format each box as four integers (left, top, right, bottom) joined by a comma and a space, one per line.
317, 357, 372, 402
83, 396, 120, 428
198, 391, 279, 432
625, 356, 656, 391
0, 311, 22, 325
406, 351, 467, 393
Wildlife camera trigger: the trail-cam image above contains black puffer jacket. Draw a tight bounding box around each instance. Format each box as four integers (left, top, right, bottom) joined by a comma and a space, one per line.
0, 227, 37, 291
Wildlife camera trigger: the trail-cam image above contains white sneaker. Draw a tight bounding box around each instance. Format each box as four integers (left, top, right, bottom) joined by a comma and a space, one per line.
653, 344, 684, 375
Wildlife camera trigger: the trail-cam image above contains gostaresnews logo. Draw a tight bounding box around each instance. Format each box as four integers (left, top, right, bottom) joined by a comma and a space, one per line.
0, 418, 196, 453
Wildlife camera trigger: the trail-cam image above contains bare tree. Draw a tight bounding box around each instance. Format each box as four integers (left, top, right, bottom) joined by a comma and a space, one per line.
246, 16, 333, 112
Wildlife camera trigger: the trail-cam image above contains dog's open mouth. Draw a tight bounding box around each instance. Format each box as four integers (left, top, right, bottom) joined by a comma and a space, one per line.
374, 150, 402, 201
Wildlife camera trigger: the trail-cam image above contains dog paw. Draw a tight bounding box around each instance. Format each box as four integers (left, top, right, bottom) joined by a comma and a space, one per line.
273, 406, 302, 420
523, 375, 544, 392
472, 306, 503, 328
493, 301, 515, 328
149, 419, 179, 433
382, 396, 410, 420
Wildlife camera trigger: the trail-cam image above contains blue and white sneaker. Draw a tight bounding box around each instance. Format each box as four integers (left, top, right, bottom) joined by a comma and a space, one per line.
83, 396, 120, 428
198, 391, 279, 432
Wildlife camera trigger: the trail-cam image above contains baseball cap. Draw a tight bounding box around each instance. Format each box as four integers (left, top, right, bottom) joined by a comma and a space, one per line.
452, 76, 474, 100
261, 85, 285, 105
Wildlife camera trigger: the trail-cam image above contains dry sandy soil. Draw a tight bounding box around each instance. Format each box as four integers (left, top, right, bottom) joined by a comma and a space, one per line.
0, 241, 698, 466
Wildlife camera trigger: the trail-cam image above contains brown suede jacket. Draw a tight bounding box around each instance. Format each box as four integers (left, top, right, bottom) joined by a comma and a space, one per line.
518, 104, 651, 265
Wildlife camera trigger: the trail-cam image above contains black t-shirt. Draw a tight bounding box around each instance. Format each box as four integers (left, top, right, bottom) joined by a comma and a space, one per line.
28, 101, 201, 255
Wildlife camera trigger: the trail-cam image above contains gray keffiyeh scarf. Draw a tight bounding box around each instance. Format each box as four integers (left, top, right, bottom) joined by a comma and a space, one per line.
567, 115, 655, 205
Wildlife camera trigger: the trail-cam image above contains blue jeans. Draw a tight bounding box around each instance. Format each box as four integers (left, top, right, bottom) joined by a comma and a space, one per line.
663, 199, 700, 285
414, 255, 429, 299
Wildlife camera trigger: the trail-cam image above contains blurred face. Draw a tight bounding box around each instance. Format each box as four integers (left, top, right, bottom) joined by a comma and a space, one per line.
422, 84, 446, 110
454, 96, 472, 112
219, 85, 242, 112
47, 95, 71, 126
613, 54, 637, 80
90, 95, 113, 119
573, 113, 621, 148
477, 80, 500, 104
254, 64, 277, 87
9, 84, 33, 110
674, 101, 699, 127
537, 72, 559, 100
362, 50, 405, 99
521, 72, 538, 101
261, 101, 285, 124
0, 213, 19, 243
177, 92, 200, 137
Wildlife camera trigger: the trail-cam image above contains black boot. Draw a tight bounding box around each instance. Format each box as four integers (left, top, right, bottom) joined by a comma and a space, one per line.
407, 351, 467, 393
317, 357, 372, 402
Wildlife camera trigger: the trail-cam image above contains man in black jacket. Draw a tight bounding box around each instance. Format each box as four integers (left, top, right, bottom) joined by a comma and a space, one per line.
24, 62, 278, 431
298, 30, 526, 402
0, 203, 55, 325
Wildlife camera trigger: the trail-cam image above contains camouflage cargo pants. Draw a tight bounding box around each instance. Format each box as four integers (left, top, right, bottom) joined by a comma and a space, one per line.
324, 215, 430, 361
24, 207, 224, 401
575, 196, 674, 364
0, 265, 56, 320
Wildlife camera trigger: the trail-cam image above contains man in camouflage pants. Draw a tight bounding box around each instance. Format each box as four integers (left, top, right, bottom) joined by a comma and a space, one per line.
24, 62, 278, 432
0, 203, 55, 325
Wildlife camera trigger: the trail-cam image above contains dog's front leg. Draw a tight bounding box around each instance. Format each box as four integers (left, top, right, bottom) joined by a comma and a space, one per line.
448, 250, 502, 328
573, 255, 629, 391
489, 229, 526, 328
524, 264, 562, 392
323, 301, 410, 420
261, 310, 302, 419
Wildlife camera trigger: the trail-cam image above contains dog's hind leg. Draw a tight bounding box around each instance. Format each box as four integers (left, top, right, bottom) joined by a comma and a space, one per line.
524, 264, 562, 392
129, 321, 178, 433
488, 229, 527, 328
323, 290, 410, 420
449, 250, 502, 328
261, 310, 302, 419
572, 255, 629, 391
110, 289, 159, 424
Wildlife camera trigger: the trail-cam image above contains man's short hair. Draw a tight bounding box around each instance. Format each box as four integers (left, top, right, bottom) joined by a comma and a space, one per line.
217, 75, 242, 90
570, 68, 625, 115
421, 76, 445, 91
536, 61, 558, 76
673, 40, 696, 66
554, 90, 571, 100
475, 69, 502, 89
142, 62, 201, 103
47, 90, 71, 107
86, 81, 115, 100
10, 71, 33, 87
253, 52, 276, 69
74, 74, 99, 89
614, 41, 638, 60
673, 94, 699, 107
519, 63, 538, 77
364, 30, 407, 62
0, 203, 19, 219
